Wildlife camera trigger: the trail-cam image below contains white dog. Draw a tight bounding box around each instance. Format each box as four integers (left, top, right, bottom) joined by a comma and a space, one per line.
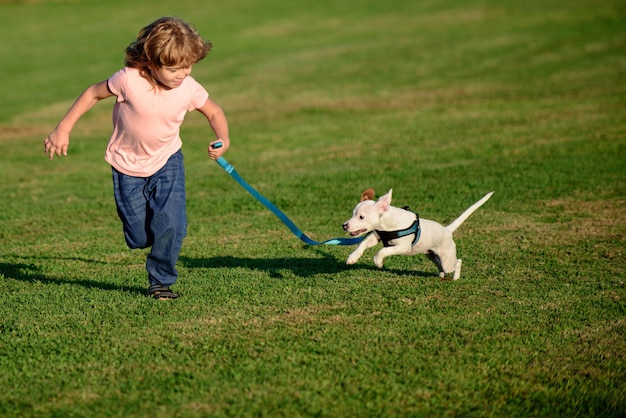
342, 188, 493, 280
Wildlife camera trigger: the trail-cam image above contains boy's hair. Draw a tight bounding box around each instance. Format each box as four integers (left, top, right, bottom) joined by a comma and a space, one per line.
125, 17, 212, 87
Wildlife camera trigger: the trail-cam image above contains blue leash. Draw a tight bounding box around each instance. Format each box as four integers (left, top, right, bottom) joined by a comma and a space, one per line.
212, 142, 365, 246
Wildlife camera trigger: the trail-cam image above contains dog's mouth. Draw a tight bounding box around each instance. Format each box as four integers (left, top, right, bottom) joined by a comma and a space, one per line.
349, 229, 368, 237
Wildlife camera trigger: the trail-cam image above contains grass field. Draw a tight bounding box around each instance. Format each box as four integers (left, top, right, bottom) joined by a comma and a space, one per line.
1, 0, 625, 416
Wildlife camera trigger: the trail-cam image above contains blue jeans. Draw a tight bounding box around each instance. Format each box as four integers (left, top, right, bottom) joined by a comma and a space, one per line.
112, 150, 187, 288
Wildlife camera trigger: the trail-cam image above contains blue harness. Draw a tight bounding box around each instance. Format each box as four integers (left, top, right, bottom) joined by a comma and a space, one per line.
375, 207, 421, 247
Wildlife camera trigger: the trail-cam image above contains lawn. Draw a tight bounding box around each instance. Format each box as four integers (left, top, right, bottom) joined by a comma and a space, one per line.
0, 0, 624, 416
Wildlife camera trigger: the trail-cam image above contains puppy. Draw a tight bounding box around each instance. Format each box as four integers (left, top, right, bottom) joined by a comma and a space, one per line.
342, 188, 493, 280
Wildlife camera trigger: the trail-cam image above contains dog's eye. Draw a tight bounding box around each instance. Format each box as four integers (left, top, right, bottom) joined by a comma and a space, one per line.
359, 215, 365, 220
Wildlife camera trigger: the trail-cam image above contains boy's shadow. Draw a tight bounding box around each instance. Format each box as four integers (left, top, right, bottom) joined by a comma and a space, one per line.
0, 259, 146, 295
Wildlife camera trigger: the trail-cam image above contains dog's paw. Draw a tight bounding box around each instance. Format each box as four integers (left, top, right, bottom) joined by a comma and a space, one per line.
346, 253, 361, 265
373, 254, 384, 268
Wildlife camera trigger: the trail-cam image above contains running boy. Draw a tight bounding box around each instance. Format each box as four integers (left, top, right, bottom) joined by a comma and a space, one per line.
43, 17, 230, 300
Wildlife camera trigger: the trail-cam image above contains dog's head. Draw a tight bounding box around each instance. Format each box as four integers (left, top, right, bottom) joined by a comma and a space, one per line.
342, 188, 393, 236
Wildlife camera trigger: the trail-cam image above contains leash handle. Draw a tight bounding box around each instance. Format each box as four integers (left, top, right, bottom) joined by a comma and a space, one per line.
210, 142, 365, 246
212, 141, 235, 173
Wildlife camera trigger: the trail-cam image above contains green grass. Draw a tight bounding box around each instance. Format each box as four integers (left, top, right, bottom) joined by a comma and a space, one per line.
1, 0, 625, 416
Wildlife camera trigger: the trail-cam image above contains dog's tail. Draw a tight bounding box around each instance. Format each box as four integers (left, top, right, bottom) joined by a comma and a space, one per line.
446, 191, 494, 233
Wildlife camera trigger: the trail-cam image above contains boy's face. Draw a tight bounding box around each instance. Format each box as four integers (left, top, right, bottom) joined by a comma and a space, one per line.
154, 65, 192, 89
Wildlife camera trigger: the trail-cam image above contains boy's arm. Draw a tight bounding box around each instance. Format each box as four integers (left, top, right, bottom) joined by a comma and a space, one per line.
197, 97, 230, 160
44, 80, 114, 160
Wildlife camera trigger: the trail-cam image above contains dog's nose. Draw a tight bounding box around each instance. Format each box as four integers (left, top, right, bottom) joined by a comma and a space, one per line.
342, 222, 349, 231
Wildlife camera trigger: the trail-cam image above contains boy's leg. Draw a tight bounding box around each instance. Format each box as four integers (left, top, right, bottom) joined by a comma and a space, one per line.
144, 150, 187, 289
112, 168, 151, 250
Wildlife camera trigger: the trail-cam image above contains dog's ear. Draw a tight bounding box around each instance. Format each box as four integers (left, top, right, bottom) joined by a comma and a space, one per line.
360, 188, 376, 202
377, 189, 392, 211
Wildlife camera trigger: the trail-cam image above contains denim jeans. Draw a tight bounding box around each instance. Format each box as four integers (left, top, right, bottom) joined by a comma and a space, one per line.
112, 150, 187, 287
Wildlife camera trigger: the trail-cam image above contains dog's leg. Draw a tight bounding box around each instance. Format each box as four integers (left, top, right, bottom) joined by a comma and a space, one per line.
425, 251, 446, 278
452, 259, 462, 281
373, 242, 413, 268
435, 240, 461, 280
347, 233, 379, 265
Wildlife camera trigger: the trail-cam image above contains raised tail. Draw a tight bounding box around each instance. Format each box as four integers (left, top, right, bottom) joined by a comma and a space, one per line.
446, 191, 494, 233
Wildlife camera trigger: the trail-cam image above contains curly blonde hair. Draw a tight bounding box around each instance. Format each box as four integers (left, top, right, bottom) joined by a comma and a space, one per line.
125, 17, 212, 88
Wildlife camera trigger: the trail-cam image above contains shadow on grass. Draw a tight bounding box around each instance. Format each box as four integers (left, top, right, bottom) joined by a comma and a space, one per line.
2, 252, 433, 293
179, 250, 433, 280
0, 260, 146, 296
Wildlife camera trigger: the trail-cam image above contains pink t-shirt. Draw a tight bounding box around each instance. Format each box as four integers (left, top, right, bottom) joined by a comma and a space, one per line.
105, 67, 209, 177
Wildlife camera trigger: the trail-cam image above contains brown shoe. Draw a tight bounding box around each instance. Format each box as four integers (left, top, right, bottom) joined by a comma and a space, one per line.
148, 285, 179, 300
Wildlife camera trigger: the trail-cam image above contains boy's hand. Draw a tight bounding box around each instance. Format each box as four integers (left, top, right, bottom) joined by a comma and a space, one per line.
44, 131, 69, 160
208, 139, 229, 160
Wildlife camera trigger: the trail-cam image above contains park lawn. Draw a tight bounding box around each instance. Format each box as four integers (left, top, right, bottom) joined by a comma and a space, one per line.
0, 0, 624, 416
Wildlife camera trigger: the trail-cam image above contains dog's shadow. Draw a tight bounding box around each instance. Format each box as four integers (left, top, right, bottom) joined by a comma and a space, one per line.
179, 249, 433, 280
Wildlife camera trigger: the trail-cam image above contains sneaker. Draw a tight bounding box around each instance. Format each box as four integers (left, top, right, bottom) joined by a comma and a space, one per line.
148, 284, 179, 300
